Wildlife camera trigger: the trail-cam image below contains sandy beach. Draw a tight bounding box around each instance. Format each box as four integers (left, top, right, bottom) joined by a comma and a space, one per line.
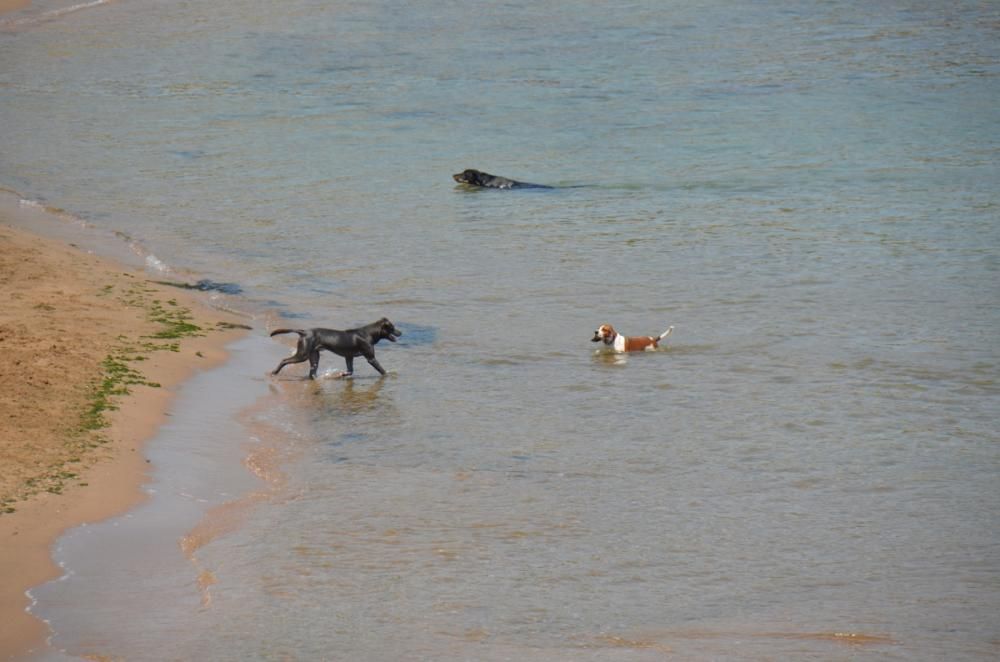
0, 0, 30, 18
0, 216, 251, 658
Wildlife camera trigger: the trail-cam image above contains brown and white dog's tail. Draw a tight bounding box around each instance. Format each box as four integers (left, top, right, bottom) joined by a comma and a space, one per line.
270, 328, 307, 337
659, 326, 674, 341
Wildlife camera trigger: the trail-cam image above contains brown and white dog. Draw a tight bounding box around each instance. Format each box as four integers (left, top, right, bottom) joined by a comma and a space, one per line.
591, 324, 673, 352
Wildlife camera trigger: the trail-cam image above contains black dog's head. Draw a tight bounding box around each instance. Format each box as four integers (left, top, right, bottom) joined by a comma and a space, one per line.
453, 169, 487, 186
375, 317, 402, 343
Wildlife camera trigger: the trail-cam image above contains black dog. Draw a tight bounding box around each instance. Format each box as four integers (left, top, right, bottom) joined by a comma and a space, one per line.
452, 168, 551, 190
270, 317, 401, 379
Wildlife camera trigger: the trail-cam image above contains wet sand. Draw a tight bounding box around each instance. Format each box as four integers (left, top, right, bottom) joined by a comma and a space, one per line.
0, 0, 30, 17
0, 215, 251, 658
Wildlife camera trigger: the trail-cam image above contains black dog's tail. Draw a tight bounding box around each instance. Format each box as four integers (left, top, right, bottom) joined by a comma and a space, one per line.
270, 328, 306, 338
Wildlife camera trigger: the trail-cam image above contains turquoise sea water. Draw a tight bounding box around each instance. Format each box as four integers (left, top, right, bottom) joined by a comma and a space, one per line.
3, 1, 999, 659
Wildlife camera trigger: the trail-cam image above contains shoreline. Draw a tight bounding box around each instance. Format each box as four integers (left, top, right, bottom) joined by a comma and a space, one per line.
0, 215, 253, 658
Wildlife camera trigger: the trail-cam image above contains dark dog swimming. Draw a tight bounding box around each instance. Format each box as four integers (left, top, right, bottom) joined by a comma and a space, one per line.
452, 168, 552, 190
270, 317, 401, 379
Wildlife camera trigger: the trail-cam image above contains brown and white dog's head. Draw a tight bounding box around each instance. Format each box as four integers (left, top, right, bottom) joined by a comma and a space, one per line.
591, 324, 617, 345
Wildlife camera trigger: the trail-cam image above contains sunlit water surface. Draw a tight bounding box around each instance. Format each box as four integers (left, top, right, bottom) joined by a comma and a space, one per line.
2, 0, 998, 659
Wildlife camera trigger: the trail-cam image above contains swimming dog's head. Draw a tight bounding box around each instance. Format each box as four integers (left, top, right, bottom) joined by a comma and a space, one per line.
453, 169, 487, 186
591, 324, 616, 345
376, 317, 402, 343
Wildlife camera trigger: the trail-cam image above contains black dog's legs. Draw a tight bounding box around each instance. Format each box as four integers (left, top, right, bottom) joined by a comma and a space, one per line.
273, 352, 307, 375
338, 352, 385, 378
273, 338, 390, 379
308, 350, 321, 379
273, 335, 312, 376
364, 350, 387, 376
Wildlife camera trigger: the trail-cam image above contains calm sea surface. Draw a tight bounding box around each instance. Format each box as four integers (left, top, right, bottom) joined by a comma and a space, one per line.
2, 0, 999, 659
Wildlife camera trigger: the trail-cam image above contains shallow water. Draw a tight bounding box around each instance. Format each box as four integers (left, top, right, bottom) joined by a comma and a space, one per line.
3, 0, 999, 659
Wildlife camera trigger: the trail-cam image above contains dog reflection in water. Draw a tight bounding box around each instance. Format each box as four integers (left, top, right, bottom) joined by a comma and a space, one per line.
317, 377, 388, 416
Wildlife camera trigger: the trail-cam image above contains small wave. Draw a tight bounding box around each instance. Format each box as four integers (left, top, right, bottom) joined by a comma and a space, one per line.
144, 253, 169, 273
15, 192, 183, 278
0, 0, 113, 30
108, 229, 176, 275
18, 197, 88, 227
19, 192, 188, 282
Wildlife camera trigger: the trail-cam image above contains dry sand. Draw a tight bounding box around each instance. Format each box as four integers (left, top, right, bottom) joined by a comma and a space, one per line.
0, 219, 251, 658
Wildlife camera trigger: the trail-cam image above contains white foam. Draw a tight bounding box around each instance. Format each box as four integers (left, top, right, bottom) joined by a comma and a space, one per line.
1, 0, 112, 29
18, 198, 44, 210
145, 253, 169, 273
17, 196, 89, 228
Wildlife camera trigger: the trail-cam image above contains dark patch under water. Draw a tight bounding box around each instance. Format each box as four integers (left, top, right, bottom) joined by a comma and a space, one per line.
393, 322, 437, 346
155, 278, 243, 295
